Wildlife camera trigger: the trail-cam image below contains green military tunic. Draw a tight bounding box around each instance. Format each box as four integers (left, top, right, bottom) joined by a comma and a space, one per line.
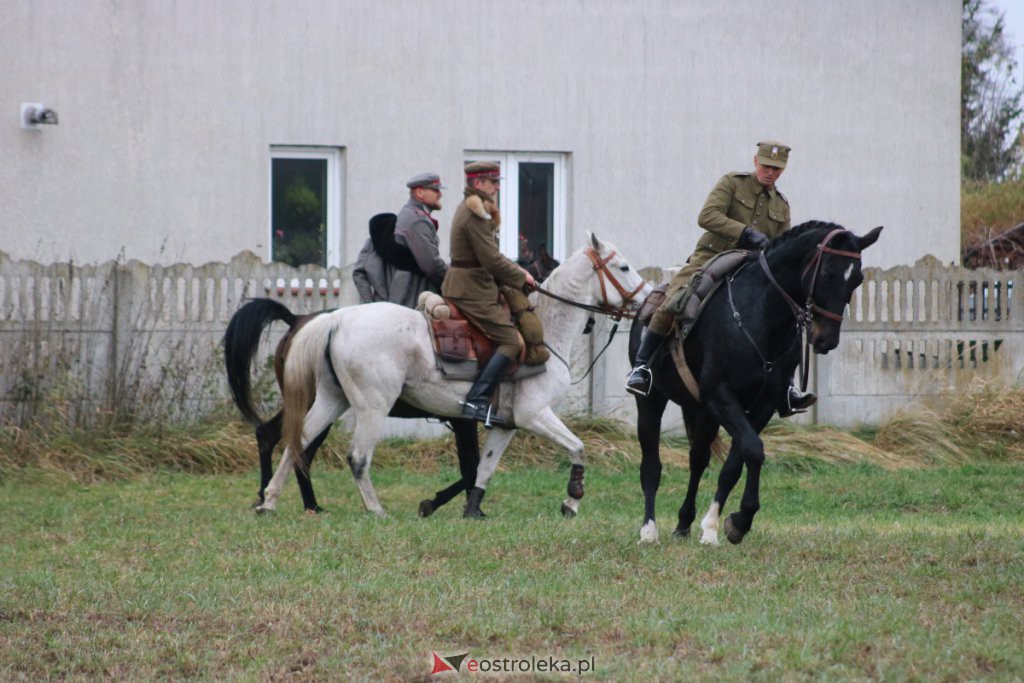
649, 172, 791, 335
441, 188, 526, 358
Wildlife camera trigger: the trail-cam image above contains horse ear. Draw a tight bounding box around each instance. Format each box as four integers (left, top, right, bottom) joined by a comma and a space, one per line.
857, 226, 883, 250
589, 232, 604, 252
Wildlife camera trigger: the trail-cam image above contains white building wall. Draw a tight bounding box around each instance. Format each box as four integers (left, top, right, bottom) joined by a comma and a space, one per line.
2, 0, 959, 271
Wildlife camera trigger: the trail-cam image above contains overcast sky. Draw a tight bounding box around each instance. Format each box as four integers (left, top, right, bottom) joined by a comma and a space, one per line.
991, 0, 1024, 66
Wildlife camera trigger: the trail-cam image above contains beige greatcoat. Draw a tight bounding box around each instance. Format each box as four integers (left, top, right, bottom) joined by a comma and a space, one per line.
441, 188, 526, 358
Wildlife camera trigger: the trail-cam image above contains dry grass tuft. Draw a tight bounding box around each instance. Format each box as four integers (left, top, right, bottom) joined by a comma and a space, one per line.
762, 420, 918, 470
3, 384, 1023, 483
875, 381, 1024, 464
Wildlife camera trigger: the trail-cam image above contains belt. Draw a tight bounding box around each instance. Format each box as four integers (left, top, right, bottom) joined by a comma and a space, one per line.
450, 258, 482, 268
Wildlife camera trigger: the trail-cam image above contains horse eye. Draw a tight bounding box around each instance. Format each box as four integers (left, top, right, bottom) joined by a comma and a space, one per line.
619, 265, 630, 272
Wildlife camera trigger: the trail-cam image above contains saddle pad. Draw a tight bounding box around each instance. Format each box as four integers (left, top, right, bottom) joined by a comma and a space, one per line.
435, 357, 547, 382
677, 249, 750, 338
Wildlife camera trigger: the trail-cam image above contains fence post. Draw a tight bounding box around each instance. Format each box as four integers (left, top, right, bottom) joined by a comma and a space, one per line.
107, 260, 135, 413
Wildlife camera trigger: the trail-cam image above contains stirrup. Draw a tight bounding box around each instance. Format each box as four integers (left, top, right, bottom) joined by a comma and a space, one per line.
460, 401, 510, 429
625, 366, 653, 397
778, 388, 817, 418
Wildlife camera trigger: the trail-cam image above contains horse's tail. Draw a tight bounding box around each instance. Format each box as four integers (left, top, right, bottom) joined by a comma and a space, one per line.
682, 405, 727, 462
223, 298, 299, 426
281, 312, 339, 463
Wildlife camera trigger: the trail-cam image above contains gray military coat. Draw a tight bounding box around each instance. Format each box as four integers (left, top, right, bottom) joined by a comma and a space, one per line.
387, 198, 448, 308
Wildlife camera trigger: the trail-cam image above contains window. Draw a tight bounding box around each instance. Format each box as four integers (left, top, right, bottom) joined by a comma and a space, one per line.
269, 147, 343, 267
464, 152, 568, 267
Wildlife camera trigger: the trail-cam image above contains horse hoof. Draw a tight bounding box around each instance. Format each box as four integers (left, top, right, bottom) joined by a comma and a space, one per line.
254, 506, 274, 516
639, 520, 658, 544
463, 509, 487, 519
418, 500, 436, 518
561, 502, 577, 519
673, 525, 691, 539
724, 514, 746, 545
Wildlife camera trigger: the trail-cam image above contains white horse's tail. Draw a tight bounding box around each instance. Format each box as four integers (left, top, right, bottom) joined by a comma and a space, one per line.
281, 312, 339, 465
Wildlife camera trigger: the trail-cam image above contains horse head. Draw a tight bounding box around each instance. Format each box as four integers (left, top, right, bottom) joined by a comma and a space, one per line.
579, 232, 652, 317
787, 223, 883, 353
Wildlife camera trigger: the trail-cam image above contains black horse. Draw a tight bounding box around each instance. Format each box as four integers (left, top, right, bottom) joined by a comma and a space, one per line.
223, 298, 480, 515
630, 221, 882, 545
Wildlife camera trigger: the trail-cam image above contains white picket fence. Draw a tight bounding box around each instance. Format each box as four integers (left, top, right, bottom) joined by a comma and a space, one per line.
1, 251, 1020, 430
0, 251, 354, 426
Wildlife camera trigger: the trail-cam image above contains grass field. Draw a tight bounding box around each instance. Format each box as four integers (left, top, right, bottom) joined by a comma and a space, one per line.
2, 459, 1022, 681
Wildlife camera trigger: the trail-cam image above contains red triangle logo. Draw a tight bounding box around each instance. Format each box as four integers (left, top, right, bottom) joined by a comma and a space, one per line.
431, 651, 456, 675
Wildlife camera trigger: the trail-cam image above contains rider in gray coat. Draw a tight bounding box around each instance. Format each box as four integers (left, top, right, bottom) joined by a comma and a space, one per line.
390, 174, 448, 308
351, 173, 448, 307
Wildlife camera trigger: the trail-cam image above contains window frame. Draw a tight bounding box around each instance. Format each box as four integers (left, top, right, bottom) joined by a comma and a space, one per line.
268, 146, 344, 267
464, 151, 568, 263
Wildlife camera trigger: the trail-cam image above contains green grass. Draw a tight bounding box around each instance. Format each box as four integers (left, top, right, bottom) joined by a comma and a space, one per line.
2, 462, 1022, 681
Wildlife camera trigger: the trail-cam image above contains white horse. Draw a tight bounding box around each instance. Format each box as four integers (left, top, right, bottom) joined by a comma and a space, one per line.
256, 233, 650, 517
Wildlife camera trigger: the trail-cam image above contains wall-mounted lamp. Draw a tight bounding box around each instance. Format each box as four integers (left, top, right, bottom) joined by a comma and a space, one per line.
21, 102, 59, 129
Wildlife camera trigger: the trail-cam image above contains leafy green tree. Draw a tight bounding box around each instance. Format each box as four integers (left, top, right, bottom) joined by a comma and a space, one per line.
962, 0, 1024, 181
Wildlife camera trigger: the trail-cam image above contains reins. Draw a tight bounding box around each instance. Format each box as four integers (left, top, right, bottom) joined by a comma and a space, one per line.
533, 247, 646, 320
534, 246, 647, 385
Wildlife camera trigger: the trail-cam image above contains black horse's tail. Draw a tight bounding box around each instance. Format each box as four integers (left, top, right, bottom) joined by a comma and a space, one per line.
223, 298, 298, 426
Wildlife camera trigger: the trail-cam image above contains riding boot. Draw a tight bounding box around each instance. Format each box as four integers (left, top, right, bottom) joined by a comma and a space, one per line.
778, 382, 817, 418
625, 330, 667, 397
461, 353, 513, 429
463, 486, 487, 518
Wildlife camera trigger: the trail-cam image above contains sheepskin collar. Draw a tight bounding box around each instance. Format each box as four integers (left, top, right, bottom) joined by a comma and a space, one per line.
464, 188, 501, 228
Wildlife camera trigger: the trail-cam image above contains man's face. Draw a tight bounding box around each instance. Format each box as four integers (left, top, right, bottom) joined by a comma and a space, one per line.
474, 178, 500, 199
753, 159, 785, 189
415, 186, 443, 211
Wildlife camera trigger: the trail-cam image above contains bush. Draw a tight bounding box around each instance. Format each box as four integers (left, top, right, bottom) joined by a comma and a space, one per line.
961, 179, 1024, 247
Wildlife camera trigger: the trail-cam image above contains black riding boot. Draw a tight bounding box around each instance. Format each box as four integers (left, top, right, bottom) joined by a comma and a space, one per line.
461, 353, 513, 428
625, 330, 667, 397
778, 382, 817, 418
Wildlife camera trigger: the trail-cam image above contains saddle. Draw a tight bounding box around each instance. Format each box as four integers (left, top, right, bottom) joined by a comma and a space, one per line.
421, 292, 547, 382
638, 249, 753, 400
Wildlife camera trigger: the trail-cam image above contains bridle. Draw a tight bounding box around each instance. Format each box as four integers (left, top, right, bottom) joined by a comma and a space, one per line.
757, 227, 861, 325
732, 227, 862, 397
534, 246, 647, 321
799, 228, 862, 321
534, 246, 648, 384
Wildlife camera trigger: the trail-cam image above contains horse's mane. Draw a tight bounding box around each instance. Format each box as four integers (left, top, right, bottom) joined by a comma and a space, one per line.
534, 245, 587, 298
767, 220, 846, 252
